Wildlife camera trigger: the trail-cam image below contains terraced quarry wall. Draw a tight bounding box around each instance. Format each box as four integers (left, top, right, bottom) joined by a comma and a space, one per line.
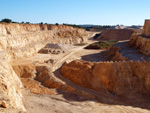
0, 23, 88, 58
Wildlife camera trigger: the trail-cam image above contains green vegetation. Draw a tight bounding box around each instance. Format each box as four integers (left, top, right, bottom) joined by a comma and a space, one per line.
0, 18, 111, 32
85, 40, 118, 49
63, 24, 111, 31
74, 43, 87, 46
85, 25, 111, 32
0, 18, 12, 23
63, 23, 82, 28
55, 23, 59, 25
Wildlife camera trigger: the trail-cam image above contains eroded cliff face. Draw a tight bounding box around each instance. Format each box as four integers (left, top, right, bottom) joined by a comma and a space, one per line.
104, 46, 128, 61
61, 60, 150, 97
129, 34, 150, 55
0, 23, 88, 58
129, 20, 150, 56
143, 20, 150, 37
0, 23, 84, 35
0, 53, 25, 111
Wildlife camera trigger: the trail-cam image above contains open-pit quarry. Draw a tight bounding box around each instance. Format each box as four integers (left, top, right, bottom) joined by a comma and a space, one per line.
0, 20, 150, 113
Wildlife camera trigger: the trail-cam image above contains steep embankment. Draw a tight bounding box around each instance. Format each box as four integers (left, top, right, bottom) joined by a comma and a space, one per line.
104, 46, 128, 61
129, 34, 150, 55
61, 60, 150, 97
0, 53, 25, 111
96, 29, 142, 41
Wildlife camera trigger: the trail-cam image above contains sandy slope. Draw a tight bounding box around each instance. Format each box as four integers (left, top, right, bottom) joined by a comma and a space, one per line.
23, 93, 150, 113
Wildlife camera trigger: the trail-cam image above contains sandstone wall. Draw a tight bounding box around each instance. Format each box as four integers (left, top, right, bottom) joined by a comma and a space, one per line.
129, 20, 150, 56
143, 20, 150, 36
104, 46, 128, 61
0, 23, 83, 35
61, 60, 150, 97
0, 53, 25, 111
129, 34, 150, 56
0, 23, 88, 58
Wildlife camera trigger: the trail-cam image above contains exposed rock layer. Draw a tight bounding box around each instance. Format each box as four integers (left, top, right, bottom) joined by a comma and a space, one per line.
104, 46, 128, 61
0, 23, 88, 58
61, 60, 150, 97
12, 64, 95, 99
129, 20, 150, 56
143, 20, 150, 36
129, 34, 150, 56
0, 55, 25, 111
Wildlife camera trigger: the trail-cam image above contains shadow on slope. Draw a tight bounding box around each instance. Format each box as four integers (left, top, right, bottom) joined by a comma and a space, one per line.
53, 68, 150, 111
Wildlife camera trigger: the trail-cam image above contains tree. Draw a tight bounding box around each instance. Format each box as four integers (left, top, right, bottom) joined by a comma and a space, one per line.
55, 23, 59, 25
40, 22, 43, 25
1, 18, 12, 23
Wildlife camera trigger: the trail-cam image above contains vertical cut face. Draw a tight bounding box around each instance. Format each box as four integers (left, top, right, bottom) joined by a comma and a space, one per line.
143, 20, 150, 36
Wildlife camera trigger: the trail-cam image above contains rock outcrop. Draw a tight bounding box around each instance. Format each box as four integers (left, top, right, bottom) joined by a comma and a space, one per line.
143, 20, 150, 37
12, 64, 95, 99
129, 34, 150, 55
61, 60, 150, 97
129, 20, 150, 56
104, 46, 128, 61
0, 54, 25, 111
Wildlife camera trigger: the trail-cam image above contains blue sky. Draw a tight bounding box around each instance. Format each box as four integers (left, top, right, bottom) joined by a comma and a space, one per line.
0, 0, 150, 25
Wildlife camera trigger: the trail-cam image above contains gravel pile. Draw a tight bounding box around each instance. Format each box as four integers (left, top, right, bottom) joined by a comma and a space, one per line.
39, 43, 74, 54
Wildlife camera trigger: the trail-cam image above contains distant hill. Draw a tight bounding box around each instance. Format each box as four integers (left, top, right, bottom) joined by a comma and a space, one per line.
110, 25, 143, 29
77, 24, 143, 32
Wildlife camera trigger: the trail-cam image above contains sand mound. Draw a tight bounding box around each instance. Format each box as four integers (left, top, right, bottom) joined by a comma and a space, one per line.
96, 29, 142, 41
38, 43, 74, 54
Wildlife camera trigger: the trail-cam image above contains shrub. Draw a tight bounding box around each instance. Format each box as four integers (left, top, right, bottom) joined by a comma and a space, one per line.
55, 23, 59, 25
74, 43, 87, 46
85, 40, 118, 49
1, 18, 12, 23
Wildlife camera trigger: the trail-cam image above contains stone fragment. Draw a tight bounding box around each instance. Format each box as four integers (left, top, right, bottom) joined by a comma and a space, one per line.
1, 101, 7, 108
